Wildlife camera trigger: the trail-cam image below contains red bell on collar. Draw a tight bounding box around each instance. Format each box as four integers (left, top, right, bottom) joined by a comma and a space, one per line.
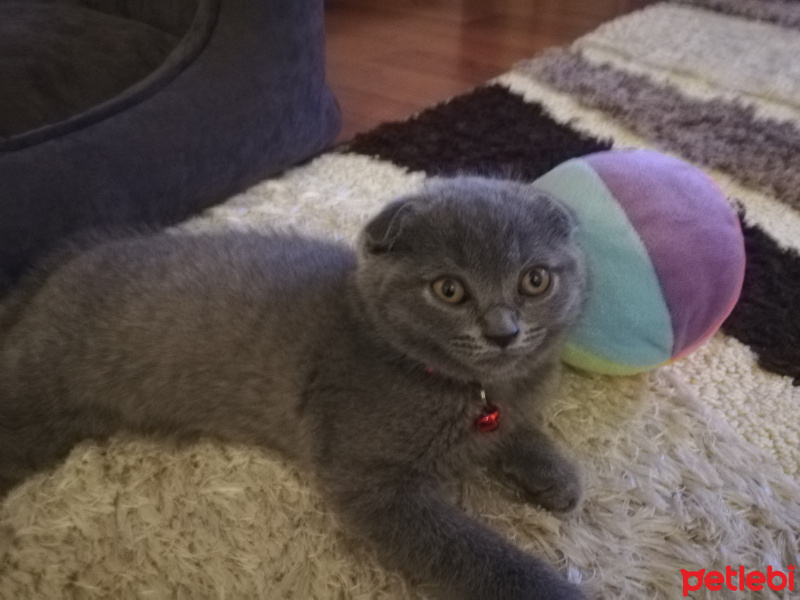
475, 404, 500, 433
421, 365, 498, 433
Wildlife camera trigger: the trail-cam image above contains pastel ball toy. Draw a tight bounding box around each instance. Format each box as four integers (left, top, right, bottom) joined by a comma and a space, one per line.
532, 149, 745, 375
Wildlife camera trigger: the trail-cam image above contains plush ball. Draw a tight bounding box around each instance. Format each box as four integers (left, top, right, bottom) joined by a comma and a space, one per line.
533, 150, 745, 375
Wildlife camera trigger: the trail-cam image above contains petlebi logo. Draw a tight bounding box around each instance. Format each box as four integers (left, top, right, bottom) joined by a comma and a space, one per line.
681, 565, 795, 596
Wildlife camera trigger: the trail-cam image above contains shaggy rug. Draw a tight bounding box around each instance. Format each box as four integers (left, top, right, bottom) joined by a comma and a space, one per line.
2, 1, 800, 598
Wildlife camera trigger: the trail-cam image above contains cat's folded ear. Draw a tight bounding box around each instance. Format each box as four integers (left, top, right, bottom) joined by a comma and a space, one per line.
531, 191, 578, 240
361, 197, 418, 255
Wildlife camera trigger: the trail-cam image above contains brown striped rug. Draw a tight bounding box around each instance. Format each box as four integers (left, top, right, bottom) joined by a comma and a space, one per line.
2, 2, 799, 598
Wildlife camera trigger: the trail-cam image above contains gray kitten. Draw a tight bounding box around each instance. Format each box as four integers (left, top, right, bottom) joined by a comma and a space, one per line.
0, 176, 588, 600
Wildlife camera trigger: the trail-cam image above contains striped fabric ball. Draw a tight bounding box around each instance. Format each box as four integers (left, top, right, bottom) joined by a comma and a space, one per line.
534, 150, 746, 375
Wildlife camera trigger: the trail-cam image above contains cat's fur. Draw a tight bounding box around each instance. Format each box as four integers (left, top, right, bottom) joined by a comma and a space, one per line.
0, 177, 589, 600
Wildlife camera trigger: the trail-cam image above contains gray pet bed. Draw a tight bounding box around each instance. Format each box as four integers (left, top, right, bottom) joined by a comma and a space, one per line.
0, 0, 340, 293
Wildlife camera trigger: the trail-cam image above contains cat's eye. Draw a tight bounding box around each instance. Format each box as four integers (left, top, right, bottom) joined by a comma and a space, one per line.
432, 277, 467, 304
520, 267, 551, 296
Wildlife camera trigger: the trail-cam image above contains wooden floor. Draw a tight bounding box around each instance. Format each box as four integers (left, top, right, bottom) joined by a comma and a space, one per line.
325, 0, 653, 141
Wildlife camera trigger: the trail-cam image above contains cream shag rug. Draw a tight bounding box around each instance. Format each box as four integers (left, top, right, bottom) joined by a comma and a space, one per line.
2, 1, 800, 598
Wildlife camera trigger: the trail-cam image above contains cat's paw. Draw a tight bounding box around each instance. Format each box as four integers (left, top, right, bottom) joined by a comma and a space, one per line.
503, 453, 583, 513
545, 582, 587, 600
505, 562, 587, 600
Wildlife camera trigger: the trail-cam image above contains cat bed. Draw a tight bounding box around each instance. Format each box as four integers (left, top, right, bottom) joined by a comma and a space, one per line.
0, 0, 340, 294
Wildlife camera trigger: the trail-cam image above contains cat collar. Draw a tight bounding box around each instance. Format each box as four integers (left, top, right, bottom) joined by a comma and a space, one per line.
424, 366, 499, 433
474, 387, 500, 433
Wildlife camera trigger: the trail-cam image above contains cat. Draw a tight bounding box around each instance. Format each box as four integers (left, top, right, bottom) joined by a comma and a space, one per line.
0, 176, 589, 600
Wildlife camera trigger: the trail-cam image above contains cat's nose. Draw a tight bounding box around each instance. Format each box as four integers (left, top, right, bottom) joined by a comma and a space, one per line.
481, 305, 520, 348
484, 329, 519, 348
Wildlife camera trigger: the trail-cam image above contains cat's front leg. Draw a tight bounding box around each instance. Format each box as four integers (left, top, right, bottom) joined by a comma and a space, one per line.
323, 467, 584, 600
495, 426, 582, 513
